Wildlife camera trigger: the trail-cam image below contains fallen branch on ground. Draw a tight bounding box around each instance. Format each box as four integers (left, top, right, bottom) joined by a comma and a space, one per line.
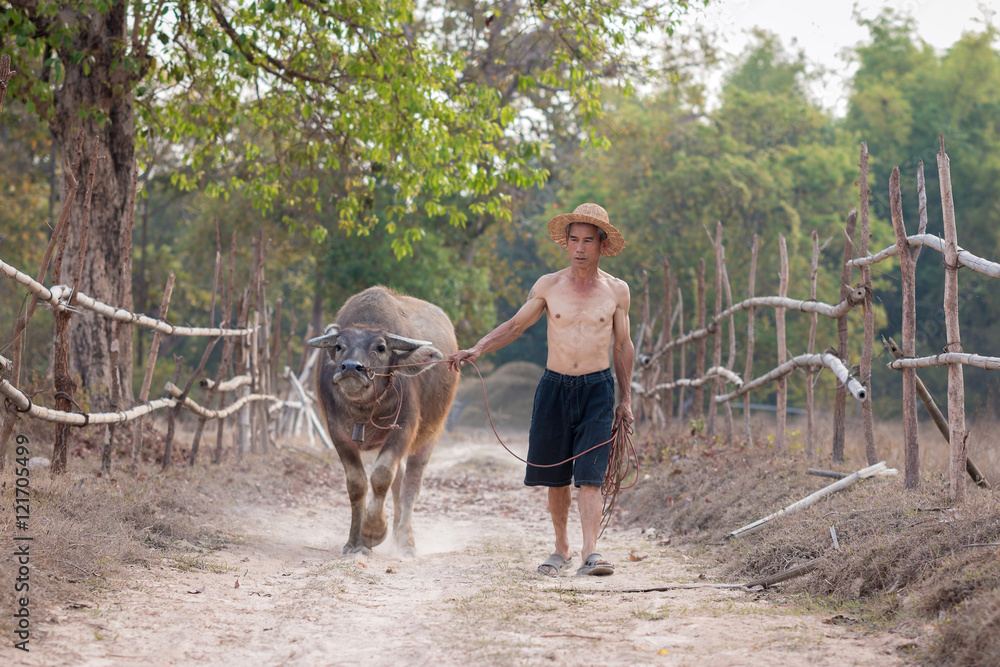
744, 558, 823, 589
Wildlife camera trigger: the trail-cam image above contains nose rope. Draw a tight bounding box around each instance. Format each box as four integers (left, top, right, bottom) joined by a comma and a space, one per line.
361, 351, 403, 433
371, 357, 638, 536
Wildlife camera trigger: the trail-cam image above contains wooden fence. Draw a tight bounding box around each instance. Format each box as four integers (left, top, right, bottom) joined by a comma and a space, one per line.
630, 139, 996, 502
1, 64, 994, 504
0, 234, 331, 472
0, 136, 331, 473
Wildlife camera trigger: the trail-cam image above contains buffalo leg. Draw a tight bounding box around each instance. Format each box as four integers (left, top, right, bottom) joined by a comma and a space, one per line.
393, 447, 433, 557
333, 440, 369, 554
361, 444, 406, 549
391, 460, 404, 533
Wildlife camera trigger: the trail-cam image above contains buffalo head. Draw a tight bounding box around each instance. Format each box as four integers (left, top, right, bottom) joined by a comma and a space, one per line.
309, 324, 442, 400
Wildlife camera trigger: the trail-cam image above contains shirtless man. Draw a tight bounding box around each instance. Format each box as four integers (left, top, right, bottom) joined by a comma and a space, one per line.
447, 203, 634, 577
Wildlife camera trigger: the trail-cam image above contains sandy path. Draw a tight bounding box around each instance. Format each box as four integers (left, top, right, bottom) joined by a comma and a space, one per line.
6, 433, 911, 666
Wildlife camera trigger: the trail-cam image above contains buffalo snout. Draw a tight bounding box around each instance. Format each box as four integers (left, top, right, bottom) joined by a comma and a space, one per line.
340, 360, 367, 375
333, 359, 371, 388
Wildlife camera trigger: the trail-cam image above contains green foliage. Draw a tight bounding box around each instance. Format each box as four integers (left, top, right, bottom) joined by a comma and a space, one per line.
0, 0, 701, 396
539, 30, 874, 407
321, 223, 495, 339
845, 10, 1000, 415
0, 107, 57, 380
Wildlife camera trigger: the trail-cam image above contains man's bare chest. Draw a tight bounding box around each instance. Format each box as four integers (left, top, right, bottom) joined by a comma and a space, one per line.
545, 286, 616, 331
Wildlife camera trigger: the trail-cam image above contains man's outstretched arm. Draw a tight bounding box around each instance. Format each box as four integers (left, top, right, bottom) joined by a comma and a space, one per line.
447, 280, 547, 372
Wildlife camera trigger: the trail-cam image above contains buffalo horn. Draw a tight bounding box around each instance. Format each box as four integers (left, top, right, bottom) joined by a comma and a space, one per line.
308, 324, 341, 348
385, 333, 433, 351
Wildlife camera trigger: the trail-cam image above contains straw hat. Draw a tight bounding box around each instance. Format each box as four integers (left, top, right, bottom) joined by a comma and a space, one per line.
547, 203, 625, 257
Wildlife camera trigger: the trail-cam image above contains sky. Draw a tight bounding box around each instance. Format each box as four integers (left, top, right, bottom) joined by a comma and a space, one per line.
689, 0, 996, 114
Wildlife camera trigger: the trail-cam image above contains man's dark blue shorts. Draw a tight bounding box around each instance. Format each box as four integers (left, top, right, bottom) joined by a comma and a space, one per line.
525, 368, 615, 488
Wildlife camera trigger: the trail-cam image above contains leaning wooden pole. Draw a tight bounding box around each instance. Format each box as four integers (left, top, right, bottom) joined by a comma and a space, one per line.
889, 167, 919, 488
833, 209, 858, 462
938, 139, 967, 503
776, 234, 788, 449
883, 337, 989, 489
859, 144, 878, 465
744, 236, 759, 447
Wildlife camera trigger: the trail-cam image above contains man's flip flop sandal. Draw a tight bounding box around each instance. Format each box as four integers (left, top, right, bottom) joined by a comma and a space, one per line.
537, 553, 574, 577
576, 553, 615, 576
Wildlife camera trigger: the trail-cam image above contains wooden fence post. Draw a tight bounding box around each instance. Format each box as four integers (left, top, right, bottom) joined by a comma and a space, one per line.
859, 143, 878, 465
776, 234, 788, 449
708, 222, 724, 435
0, 135, 82, 468
694, 259, 706, 420
663, 258, 674, 424
721, 247, 736, 446
890, 166, 919, 488
131, 273, 175, 469
637, 269, 653, 427
914, 160, 929, 261
806, 231, 830, 458
833, 209, 858, 462
883, 337, 989, 489
677, 288, 686, 423
938, 140, 968, 503
744, 235, 759, 447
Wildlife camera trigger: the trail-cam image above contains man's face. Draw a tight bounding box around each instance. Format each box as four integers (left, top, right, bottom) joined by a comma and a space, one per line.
566, 222, 606, 264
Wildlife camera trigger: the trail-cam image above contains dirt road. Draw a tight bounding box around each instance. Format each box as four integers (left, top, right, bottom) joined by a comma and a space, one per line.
7, 432, 910, 666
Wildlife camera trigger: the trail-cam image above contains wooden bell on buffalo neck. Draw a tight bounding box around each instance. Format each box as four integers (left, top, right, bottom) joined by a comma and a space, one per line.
352, 422, 365, 442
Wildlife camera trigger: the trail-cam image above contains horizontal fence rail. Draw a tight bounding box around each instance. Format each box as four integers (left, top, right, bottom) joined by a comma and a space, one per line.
643, 292, 866, 364
889, 352, 1000, 371
0, 257, 254, 337
714, 353, 867, 404
848, 233, 1000, 277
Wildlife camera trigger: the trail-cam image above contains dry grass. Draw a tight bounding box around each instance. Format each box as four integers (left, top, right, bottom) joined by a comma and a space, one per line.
623, 411, 1000, 666
0, 415, 341, 636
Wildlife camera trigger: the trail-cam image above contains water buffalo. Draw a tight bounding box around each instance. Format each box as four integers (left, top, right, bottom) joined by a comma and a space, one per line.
310, 286, 458, 556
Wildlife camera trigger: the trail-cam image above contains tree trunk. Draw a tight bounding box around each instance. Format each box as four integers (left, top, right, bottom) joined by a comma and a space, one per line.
49, 3, 136, 407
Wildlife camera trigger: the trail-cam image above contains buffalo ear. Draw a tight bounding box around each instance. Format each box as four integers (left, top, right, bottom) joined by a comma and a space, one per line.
392, 344, 443, 376
308, 324, 340, 348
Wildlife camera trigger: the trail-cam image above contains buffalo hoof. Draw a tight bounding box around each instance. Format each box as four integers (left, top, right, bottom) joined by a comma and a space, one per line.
342, 544, 371, 556
394, 534, 416, 559
361, 518, 388, 548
